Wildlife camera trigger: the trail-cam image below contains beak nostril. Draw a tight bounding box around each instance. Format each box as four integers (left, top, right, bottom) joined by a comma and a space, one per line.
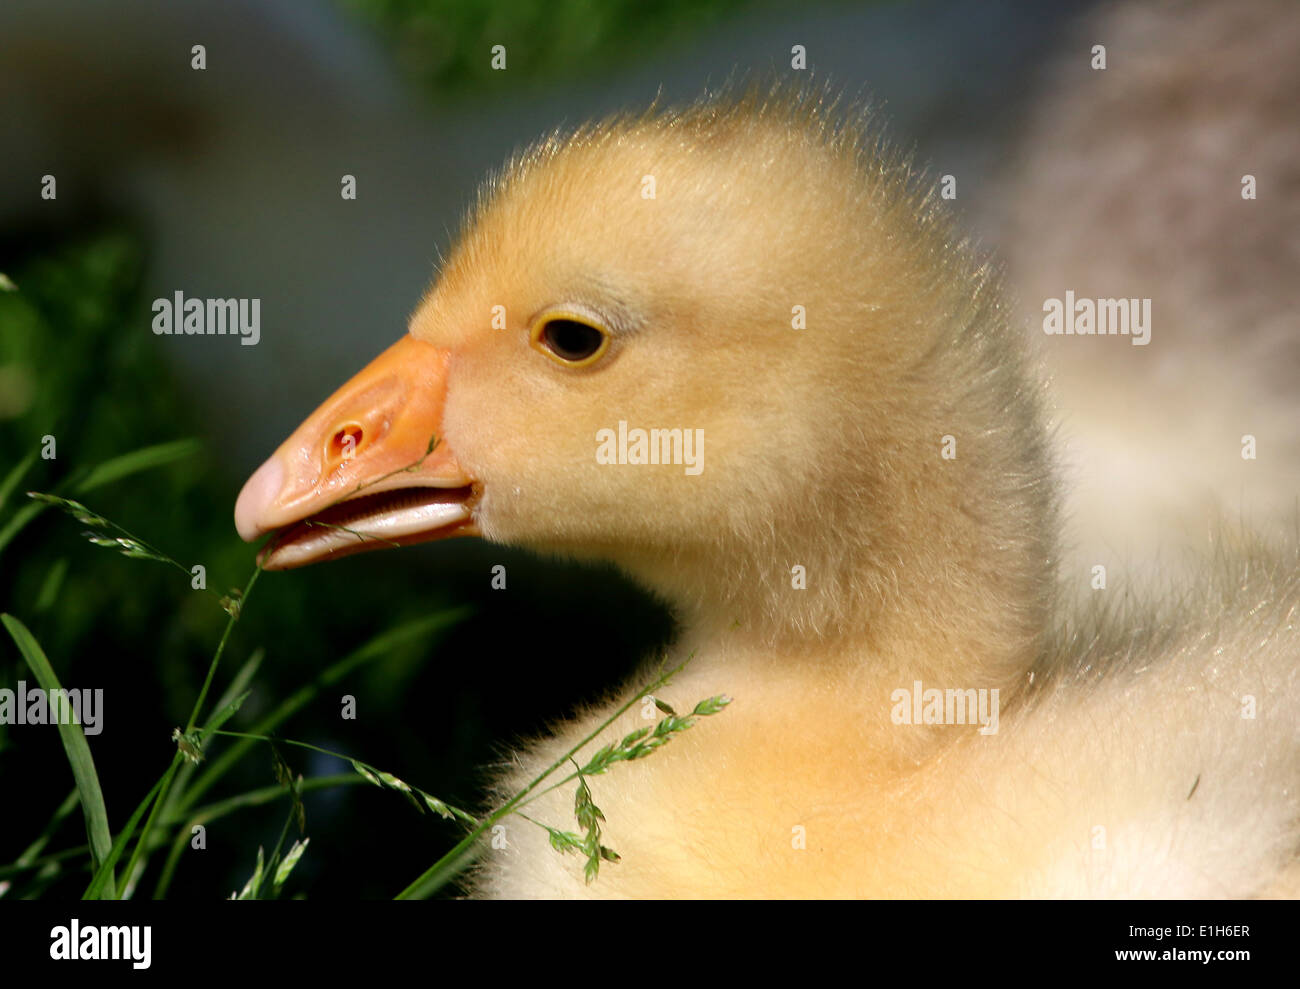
328, 422, 365, 463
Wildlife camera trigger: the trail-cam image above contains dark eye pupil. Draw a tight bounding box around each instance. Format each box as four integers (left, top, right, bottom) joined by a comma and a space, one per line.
542, 320, 604, 361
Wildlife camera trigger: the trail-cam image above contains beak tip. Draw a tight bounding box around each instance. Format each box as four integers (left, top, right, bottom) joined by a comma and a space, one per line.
235, 456, 284, 542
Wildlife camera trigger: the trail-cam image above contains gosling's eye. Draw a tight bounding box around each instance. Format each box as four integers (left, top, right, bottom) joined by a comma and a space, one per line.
533, 317, 609, 366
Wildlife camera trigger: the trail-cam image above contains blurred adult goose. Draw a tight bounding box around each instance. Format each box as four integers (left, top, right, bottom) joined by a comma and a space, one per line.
235, 87, 1300, 898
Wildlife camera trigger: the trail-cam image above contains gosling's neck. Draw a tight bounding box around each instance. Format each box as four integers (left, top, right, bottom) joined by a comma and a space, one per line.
619, 294, 1058, 708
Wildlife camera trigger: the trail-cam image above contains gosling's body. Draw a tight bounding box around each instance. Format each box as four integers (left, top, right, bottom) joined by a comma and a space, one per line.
237, 86, 1300, 898
996, 0, 1300, 574
480, 552, 1300, 898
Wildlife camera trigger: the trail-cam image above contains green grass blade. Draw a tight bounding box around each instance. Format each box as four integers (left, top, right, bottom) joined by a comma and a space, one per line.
5, 775, 362, 893
0, 788, 78, 897
153, 648, 264, 848
0, 450, 38, 513
83, 767, 173, 900
174, 774, 363, 827
394, 655, 713, 899
0, 503, 42, 557
154, 774, 360, 898
178, 608, 469, 812
2, 614, 117, 899
74, 438, 201, 494
33, 558, 70, 614
151, 649, 263, 855
197, 691, 250, 745
0, 844, 88, 885
207, 648, 264, 722
111, 565, 262, 899
0, 439, 200, 558
196, 649, 263, 745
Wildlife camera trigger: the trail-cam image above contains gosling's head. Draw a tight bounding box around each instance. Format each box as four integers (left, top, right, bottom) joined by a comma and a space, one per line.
235, 85, 1052, 651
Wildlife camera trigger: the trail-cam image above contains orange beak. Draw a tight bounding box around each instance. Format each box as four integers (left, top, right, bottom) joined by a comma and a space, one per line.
234, 335, 478, 569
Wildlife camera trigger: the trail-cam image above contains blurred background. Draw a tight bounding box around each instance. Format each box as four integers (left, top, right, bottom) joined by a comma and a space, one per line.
1, 0, 1295, 897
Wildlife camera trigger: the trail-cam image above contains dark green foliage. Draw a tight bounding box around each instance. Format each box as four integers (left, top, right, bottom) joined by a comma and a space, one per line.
340, 0, 757, 95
